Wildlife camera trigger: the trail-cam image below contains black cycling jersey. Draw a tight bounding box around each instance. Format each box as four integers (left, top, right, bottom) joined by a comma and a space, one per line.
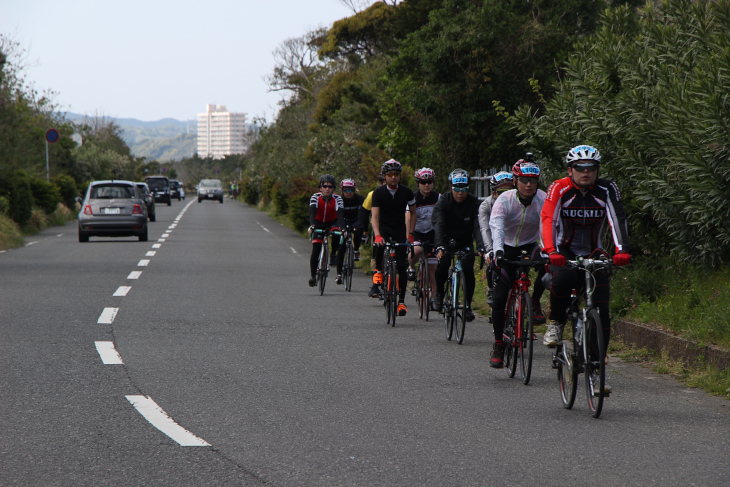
341, 193, 365, 227
371, 184, 416, 238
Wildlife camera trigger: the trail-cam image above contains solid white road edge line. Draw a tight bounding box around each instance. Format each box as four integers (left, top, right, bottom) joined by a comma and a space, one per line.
95, 342, 123, 364
113, 286, 131, 296
125, 396, 210, 446
98, 308, 119, 324
127, 271, 142, 279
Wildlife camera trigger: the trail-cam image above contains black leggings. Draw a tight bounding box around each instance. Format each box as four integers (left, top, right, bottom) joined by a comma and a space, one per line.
310, 225, 343, 277
491, 244, 544, 341
373, 243, 409, 301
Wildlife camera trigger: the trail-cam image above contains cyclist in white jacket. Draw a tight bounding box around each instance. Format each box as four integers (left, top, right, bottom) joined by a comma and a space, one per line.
488, 159, 547, 368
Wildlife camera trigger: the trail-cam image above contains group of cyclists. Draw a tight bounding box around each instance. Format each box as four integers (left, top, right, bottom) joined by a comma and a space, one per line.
306, 144, 631, 393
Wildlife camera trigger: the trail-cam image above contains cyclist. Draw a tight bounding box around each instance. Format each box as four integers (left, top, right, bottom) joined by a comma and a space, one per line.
307, 174, 345, 287
541, 145, 631, 391
337, 178, 365, 283
432, 169, 485, 322
371, 159, 417, 315
362, 173, 386, 293
407, 168, 440, 304
478, 171, 514, 308
487, 160, 546, 368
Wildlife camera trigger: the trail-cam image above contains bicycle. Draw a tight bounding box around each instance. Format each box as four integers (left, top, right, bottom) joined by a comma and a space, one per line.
497, 252, 546, 385
341, 226, 356, 292
553, 254, 617, 418
312, 228, 342, 296
412, 242, 433, 321
380, 239, 410, 327
441, 243, 480, 344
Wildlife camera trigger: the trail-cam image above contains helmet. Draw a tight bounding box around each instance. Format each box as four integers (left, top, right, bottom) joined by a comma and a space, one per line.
340, 178, 356, 189
381, 159, 402, 174
414, 167, 435, 182
448, 168, 469, 188
319, 174, 336, 186
490, 171, 514, 192
566, 145, 601, 166
511, 160, 541, 179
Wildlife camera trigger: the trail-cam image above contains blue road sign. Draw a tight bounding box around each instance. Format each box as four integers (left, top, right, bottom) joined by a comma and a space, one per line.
45, 129, 59, 143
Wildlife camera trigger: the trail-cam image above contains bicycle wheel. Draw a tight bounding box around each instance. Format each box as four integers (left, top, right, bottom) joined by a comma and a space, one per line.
504, 295, 518, 378
318, 243, 328, 296
415, 262, 424, 319
584, 309, 606, 418
454, 271, 467, 344
444, 273, 454, 340
345, 242, 354, 292
384, 266, 392, 324
390, 261, 398, 327
518, 293, 534, 385
422, 264, 431, 322
557, 338, 578, 409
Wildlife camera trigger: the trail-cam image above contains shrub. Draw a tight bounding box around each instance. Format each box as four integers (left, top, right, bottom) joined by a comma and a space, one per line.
55, 175, 78, 210
290, 193, 311, 233
273, 184, 290, 216
243, 180, 259, 205
30, 179, 63, 215
0, 169, 33, 227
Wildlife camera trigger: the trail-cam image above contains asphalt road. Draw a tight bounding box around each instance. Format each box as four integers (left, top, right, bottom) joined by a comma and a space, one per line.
1, 198, 729, 486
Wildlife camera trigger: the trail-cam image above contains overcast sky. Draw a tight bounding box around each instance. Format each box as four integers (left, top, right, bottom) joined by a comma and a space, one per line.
0, 0, 358, 123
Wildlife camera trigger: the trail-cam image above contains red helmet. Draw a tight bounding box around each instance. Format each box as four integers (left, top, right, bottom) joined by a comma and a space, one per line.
511, 160, 541, 179
340, 178, 356, 189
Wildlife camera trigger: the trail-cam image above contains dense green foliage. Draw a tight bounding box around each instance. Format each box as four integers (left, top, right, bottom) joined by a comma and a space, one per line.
514, 0, 730, 266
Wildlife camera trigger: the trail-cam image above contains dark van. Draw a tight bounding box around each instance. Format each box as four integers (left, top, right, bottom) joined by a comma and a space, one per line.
144, 176, 172, 206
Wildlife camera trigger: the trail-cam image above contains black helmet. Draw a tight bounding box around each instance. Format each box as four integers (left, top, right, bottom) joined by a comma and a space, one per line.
319, 174, 336, 186
381, 159, 402, 174
448, 168, 469, 188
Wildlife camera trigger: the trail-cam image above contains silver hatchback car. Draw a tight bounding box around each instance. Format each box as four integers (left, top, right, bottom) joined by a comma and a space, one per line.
197, 179, 224, 203
78, 180, 149, 242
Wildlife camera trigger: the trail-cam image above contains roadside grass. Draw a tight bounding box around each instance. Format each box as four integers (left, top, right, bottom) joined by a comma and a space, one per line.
0, 203, 76, 250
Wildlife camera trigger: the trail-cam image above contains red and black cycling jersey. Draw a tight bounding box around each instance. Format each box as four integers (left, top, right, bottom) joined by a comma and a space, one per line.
541, 176, 631, 257
309, 193, 344, 226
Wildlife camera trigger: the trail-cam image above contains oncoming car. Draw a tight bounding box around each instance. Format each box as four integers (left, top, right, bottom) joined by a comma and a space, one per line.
197, 179, 224, 203
78, 180, 148, 242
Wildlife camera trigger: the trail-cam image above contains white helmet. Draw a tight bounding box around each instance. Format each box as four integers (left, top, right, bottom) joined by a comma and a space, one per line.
566, 145, 601, 166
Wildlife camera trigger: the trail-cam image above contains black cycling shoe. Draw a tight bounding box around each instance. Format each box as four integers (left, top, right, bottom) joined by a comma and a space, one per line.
433, 293, 444, 312
465, 308, 476, 322
368, 284, 380, 298
406, 268, 416, 281
335, 275, 343, 285
308, 277, 316, 287
354, 250, 360, 261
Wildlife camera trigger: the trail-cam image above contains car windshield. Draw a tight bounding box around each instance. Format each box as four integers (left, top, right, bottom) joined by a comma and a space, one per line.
91, 184, 135, 199
170, 181, 179, 189
136, 184, 148, 193
200, 180, 221, 188
146, 179, 167, 190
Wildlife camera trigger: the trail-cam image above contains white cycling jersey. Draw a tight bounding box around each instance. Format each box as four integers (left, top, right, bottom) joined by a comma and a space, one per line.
489, 188, 546, 254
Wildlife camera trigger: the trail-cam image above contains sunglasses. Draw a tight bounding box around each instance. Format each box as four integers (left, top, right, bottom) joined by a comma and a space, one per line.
517, 177, 538, 184
452, 187, 469, 193
343, 188, 354, 193
419, 180, 434, 185
385, 172, 401, 177
572, 164, 598, 173
321, 184, 334, 189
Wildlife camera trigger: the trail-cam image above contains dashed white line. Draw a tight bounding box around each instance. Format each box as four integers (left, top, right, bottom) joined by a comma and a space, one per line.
290, 247, 298, 255
98, 308, 119, 324
113, 286, 132, 296
95, 342, 124, 364
158, 239, 166, 243
125, 396, 210, 446
127, 271, 142, 279
25, 241, 38, 247
138, 260, 150, 267
152, 243, 161, 249
162, 233, 170, 238
146, 251, 156, 256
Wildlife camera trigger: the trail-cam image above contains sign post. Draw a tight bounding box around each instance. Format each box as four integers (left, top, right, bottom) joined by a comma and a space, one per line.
45, 129, 59, 183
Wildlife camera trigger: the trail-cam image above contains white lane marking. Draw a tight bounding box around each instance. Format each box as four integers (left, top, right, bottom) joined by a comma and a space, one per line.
290, 247, 298, 255
260, 225, 270, 233
25, 241, 38, 247
168, 225, 176, 229
0, 250, 6, 254
95, 342, 124, 364
113, 286, 132, 296
158, 238, 166, 242
146, 251, 156, 256
138, 260, 150, 267
98, 308, 119, 324
162, 233, 170, 238
152, 243, 161, 249
125, 396, 210, 446
56, 234, 63, 237
127, 271, 142, 279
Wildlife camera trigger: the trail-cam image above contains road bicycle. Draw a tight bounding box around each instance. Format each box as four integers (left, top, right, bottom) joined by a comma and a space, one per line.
412, 242, 433, 321
498, 252, 546, 385
381, 239, 410, 327
441, 244, 480, 344
312, 228, 342, 296
341, 226, 356, 292
553, 255, 616, 418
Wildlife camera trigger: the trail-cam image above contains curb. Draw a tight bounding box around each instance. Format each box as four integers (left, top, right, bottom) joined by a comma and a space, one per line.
613, 319, 730, 371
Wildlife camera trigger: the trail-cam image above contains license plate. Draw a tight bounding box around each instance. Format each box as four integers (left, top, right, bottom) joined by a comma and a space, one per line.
104, 208, 120, 215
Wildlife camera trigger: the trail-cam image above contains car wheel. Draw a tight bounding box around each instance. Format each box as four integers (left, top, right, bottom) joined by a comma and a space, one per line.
219, 197, 223, 204
78, 227, 89, 242
149, 212, 156, 222
198, 198, 202, 203
139, 226, 148, 242
178, 195, 181, 201
167, 196, 172, 206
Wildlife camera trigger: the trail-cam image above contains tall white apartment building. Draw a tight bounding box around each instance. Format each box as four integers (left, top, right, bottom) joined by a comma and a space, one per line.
197, 104, 248, 159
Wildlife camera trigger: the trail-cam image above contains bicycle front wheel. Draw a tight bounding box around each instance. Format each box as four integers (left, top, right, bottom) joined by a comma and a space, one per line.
390, 262, 398, 327
318, 244, 328, 296
384, 267, 392, 325
416, 263, 425, 320
518, 293, 534, 385
505, 296, 518, 379
345, 242, 354, 292
454, 271, 467, 345
422, 266, 431, 322
584, 309, 606, 418
557, 338, 578, 409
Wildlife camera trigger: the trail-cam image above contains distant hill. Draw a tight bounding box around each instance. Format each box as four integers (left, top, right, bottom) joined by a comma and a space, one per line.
63, 112, 196, 161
